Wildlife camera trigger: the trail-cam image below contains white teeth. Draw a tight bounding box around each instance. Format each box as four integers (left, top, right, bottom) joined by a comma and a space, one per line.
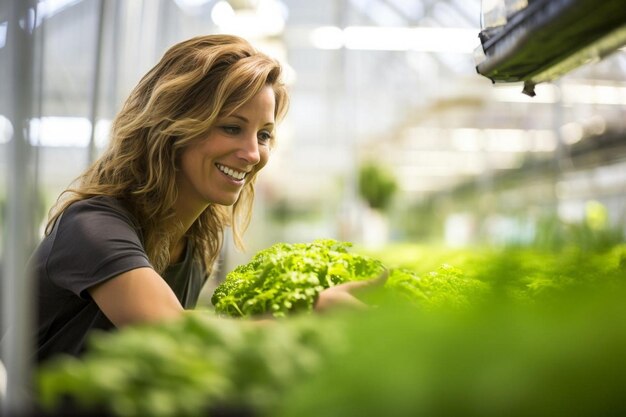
217, 164, 246, 180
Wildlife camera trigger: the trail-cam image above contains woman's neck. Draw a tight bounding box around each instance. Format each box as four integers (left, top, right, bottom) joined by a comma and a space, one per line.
169, 199, 208, 265
170, 238, 187, 264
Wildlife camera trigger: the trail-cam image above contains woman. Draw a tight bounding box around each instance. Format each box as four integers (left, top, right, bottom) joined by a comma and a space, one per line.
31, 34, 379, 362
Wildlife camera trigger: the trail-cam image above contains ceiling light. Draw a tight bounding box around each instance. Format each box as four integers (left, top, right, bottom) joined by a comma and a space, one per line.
213, 0, 285, 38
174, 0, 212, 14
344, 26, 479, 53
0, 115, 13, 144
0, 21, 7, 48
211, 1, 235, 26
28, 117, 111, 148
310, 26, 344, 50
310, 26, 480, 53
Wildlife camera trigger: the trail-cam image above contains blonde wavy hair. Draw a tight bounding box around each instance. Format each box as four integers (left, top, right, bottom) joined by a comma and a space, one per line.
46, 34, 289, 274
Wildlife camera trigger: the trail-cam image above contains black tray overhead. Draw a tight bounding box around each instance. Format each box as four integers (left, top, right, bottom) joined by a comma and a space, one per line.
476, 0, 626, 96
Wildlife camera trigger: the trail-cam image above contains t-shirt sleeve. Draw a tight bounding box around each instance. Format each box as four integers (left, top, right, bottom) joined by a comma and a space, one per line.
46, 199, 153, 299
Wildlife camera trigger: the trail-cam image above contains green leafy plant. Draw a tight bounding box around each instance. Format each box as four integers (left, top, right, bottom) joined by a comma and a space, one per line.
37, 241, 626, 417
212, 239, 385, 318
357, 162, 398, 211
387, 264, 490, 310
38, 313, 342, 417
278, 287, 626, 417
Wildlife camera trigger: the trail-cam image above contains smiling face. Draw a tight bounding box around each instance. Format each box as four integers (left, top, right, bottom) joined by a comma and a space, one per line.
176, 85, 276, 212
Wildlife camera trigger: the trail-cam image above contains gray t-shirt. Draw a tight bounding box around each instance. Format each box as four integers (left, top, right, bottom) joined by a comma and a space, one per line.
31, 196, 207, 362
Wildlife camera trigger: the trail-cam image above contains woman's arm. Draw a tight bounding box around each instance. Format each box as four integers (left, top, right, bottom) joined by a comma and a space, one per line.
88, 267, 184, 327
89, 267, 388, 327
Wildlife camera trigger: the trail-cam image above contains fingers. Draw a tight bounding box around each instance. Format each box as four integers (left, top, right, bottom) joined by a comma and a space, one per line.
315, 269, 390, 314
337, 291, 369, 309
373, 269, 389, 284
314, 287, 368, 313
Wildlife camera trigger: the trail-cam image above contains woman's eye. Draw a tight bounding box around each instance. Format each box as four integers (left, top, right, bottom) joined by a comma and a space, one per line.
258, 131, 273, 144
221, 126, 240, 135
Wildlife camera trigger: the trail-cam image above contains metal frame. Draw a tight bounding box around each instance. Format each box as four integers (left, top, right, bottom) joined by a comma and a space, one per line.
1, 0, 37, 415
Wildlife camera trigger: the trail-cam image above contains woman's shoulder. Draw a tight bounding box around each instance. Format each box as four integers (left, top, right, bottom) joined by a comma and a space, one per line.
66, 195, 127, 212
64, 196, 137, 224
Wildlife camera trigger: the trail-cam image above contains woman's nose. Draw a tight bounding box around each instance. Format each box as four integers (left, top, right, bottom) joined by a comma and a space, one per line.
237, 134, 261, 165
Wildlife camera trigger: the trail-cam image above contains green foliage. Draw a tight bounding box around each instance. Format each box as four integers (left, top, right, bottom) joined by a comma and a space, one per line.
386, 264, 490, 310
533, 212, 624, 252
363, 243, 626, 303
38, 313, 342, 417
212, 239, 385, 318
278, 289, 626, 417
392, 199, 443, 241
37, 240, 626, 417
357, 162, 398, 211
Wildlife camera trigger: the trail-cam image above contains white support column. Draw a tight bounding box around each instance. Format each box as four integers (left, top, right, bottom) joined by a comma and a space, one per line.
1, 0, 36, 415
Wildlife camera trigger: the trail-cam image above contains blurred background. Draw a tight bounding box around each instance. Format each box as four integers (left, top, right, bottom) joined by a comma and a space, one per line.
2, 0, 626, 249
1, 0, 625, 414
1, 0, 625, 304
1, 0, 625, 290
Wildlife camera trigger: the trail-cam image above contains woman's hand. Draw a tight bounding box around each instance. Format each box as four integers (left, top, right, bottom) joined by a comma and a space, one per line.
314, 269, 389, 313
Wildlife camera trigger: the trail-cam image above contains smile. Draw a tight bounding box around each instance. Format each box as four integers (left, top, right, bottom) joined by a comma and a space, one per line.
216, 163, 247, 180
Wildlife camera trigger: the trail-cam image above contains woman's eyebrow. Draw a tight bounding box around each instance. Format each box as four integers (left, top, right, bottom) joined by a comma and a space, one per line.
230, 114, 275, 127
232, 115, 249, 123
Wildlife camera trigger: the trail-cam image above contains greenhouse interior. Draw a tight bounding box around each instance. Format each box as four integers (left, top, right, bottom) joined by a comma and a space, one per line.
1, 0, 626, 415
